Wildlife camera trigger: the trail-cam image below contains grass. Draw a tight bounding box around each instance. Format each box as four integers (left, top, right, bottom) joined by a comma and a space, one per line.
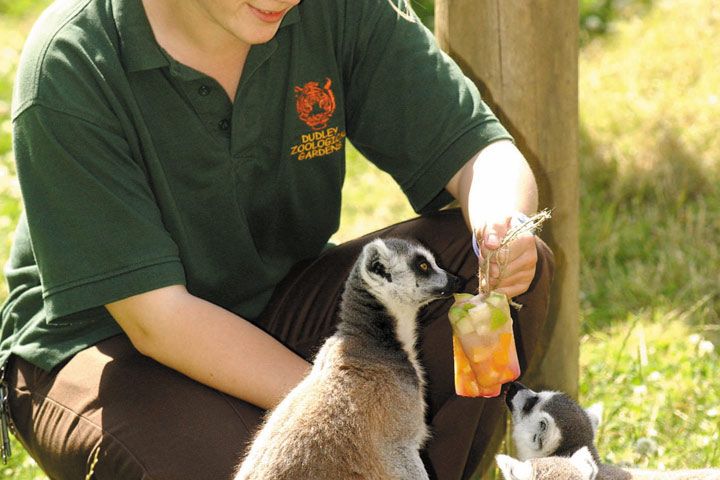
1, 0, 719, 478
0, 12, 31, 302
578, 0, 720, 332
580, 314, 720, 470
577, 0, 720, 471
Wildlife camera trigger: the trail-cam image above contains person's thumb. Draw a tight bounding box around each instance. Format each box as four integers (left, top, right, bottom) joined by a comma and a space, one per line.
483, 220, 510, 249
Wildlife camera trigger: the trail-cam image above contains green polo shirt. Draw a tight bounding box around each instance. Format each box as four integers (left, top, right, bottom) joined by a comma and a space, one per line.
0, 0, 512, 370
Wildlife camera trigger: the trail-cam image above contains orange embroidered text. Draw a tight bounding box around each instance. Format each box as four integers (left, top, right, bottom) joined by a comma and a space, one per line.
290, 126, 346, 161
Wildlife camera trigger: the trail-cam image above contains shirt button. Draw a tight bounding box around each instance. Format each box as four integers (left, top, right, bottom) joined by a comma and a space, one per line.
218, 118, 230, 131
198, 85, 211, 96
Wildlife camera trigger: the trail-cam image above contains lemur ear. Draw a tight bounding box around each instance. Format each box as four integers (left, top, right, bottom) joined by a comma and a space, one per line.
570, 447, 598, 480
496, 454, 533, 480
585, 402, 603, 435
369, 257, 392, 282
364, 239, 393, 282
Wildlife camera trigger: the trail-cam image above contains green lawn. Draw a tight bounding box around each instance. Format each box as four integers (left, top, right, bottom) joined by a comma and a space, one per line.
1, 0, 719, 478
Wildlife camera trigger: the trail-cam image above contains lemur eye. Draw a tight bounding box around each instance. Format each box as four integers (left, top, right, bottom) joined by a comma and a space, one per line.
419, 262, 429, 272
522, 396, 539, 414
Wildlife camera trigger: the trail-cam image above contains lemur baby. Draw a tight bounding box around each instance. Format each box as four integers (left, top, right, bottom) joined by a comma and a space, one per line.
502, 382, 720, 480
234, 238, 463, 480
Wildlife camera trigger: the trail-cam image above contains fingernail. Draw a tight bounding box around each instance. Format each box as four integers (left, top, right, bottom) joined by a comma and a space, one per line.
487, 233, 498, 245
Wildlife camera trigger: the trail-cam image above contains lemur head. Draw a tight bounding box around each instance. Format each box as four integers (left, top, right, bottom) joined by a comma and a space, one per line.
496, 447, 599, 480
358, 238, 463, 311
505, 382, 602, 461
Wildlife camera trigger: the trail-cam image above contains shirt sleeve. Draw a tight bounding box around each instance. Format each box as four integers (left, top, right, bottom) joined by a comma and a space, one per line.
13, 104, 186, 321
343, 0, 513, 214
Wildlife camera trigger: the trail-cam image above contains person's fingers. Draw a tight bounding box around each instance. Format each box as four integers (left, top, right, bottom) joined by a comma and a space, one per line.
480, 235, 536, 277
493, 269, 536, 298
494, 283, 525, 299
501, 234, 535, 262
482, 267, 533, 296
480, 217, 511, 250
499, 237, 537, 278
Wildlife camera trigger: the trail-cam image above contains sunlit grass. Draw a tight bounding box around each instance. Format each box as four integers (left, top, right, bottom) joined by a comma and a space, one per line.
580, 314, 720, 470
0, 12, 30, 301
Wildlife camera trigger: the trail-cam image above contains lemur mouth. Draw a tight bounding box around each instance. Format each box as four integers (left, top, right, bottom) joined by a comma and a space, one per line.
436, 274, 465, 298
534, 434, 544, 451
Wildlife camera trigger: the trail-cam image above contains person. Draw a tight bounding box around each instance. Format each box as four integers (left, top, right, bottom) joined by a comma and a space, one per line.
0, 0, 554, 478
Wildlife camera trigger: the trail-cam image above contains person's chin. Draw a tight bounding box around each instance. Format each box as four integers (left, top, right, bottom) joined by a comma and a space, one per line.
236, 25, 282, 45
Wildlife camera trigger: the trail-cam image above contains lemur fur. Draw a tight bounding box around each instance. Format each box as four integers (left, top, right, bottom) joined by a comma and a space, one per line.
234, 238, 463, 480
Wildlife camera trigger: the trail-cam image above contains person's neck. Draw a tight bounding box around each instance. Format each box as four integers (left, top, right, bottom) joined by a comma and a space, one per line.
142, 0, 250, 101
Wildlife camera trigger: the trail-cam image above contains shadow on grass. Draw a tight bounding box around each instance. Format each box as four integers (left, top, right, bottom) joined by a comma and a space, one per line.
579, 122, 720, 333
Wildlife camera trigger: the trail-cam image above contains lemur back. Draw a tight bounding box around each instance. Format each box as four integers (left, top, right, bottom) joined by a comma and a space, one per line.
234, 238, 462, 480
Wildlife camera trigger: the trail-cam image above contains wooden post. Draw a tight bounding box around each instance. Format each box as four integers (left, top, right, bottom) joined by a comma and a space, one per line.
435, 0, 579, 473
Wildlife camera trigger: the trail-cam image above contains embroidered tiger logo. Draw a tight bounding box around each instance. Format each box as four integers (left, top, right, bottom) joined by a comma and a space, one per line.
295, 78, 336, 131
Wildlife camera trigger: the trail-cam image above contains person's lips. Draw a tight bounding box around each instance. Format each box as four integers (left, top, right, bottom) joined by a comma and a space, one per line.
248, 4, 287, 23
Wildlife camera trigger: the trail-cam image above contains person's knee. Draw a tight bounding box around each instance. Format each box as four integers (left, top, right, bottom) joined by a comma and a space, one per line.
530, 236, 555, 295
512, 237, 555, 372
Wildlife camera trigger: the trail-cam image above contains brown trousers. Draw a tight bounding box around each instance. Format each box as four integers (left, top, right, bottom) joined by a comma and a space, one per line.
7, 209, 554, 480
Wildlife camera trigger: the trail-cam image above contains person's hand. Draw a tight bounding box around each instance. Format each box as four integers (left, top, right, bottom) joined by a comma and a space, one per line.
476, 214, 537, 298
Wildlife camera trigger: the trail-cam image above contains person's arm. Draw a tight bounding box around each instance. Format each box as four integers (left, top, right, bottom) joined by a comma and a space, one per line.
106, 285, 310, 410
445, 140, 539, 298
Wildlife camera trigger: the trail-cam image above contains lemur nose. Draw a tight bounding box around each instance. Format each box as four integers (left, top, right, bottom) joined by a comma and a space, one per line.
447, 274, 465, 294
504, 382, 528, 409
437, 273, 465, 297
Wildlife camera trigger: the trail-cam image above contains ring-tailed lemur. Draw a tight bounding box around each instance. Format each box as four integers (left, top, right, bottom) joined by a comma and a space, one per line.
234, 238, 463, 480
497, 446, 599, 480
502, 382, 720, 480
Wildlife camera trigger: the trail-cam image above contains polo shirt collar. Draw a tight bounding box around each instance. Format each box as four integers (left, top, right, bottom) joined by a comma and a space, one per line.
280, 4, 300, 28
114, 0, 168, 72
113, 0, 301, 73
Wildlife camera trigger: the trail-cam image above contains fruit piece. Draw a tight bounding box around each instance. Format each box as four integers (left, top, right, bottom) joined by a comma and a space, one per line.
473, 322, 491, 337
468, 303, 490, 323
455, 317, 474, 336
487, 291, 508, 308
448, 306, 466, 323
471, 345, 492, 363
474, 366, 501, 385
489, 305, 507, 330
478, 384, 502, 398
461, 302, 475, 311
453, 293, 475, 303
462, 378, 481, 397
453, 335, 482, 397
468, 305, 493, 336
498, 332, 513, 349
491, 345, 509, 368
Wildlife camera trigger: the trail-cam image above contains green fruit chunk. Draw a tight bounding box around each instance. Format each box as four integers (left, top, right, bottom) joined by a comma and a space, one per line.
489, 305, 508, 330
453, 293, 475, 303
448, 306, 466, 323
487, 292, 508, 308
